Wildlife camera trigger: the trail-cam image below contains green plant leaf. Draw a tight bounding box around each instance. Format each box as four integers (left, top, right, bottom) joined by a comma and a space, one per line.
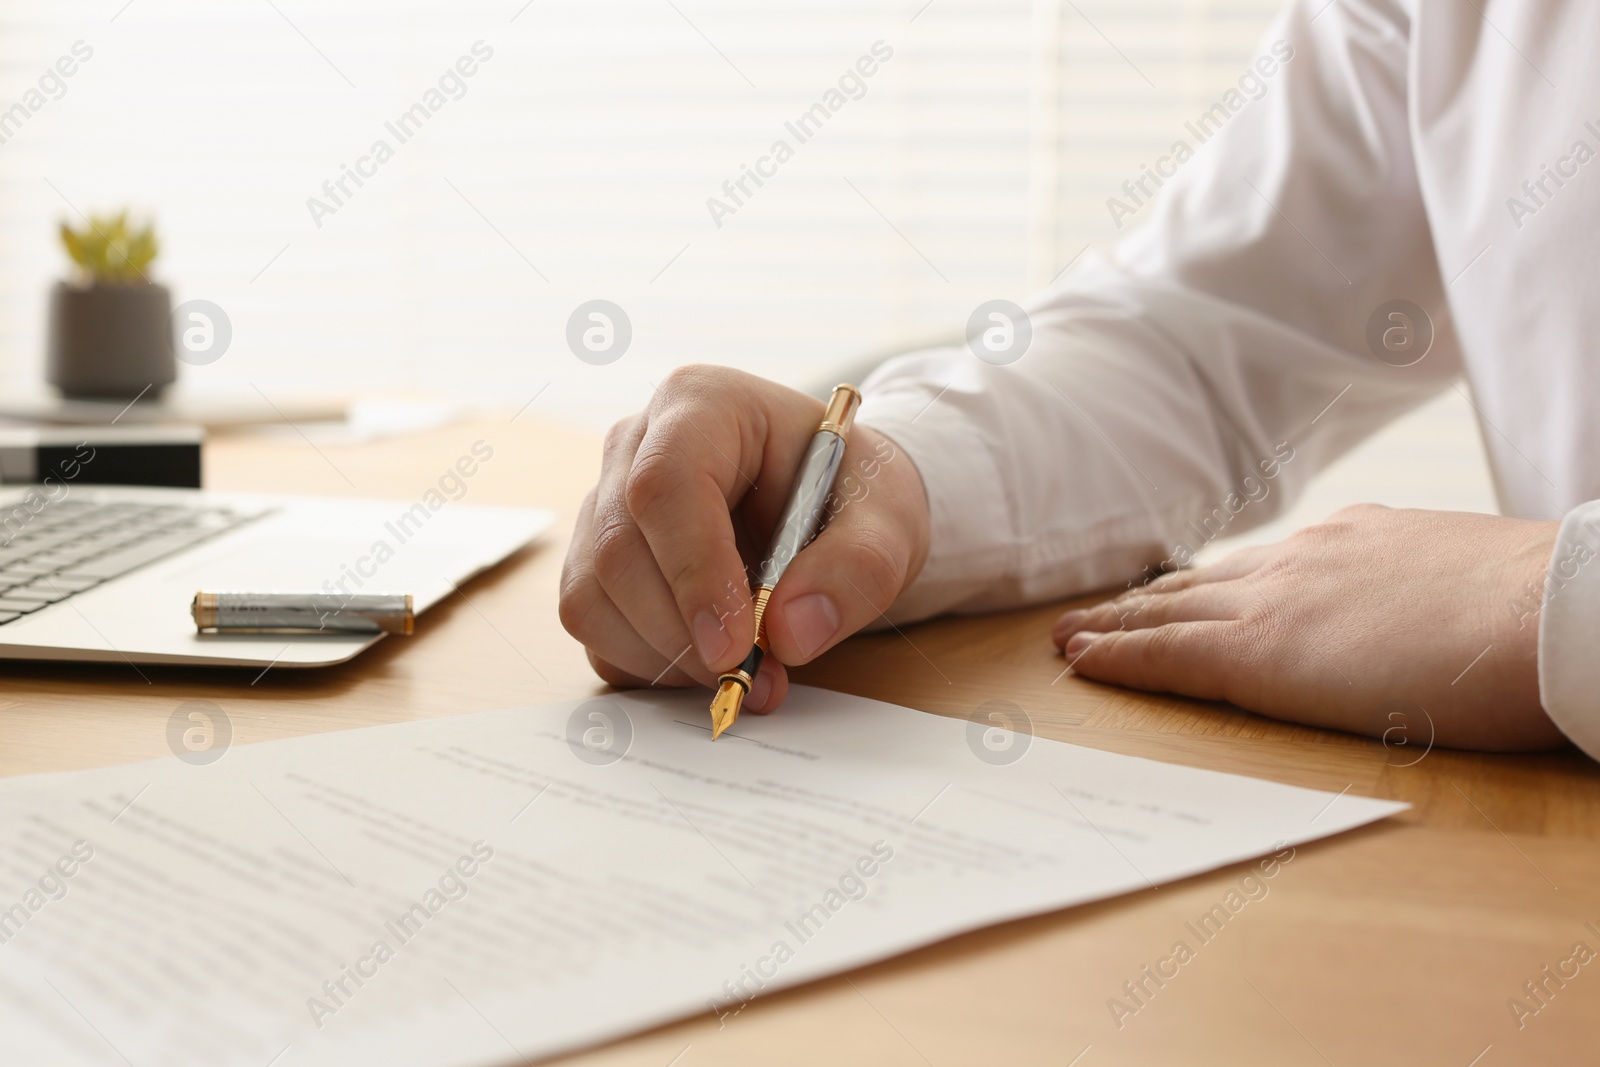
59, 209, 160, 282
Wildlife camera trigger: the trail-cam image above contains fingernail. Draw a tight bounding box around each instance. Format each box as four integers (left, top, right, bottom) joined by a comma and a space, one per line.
746, 665, 774, 713
1052, 610, 1085, 640
693, 610, 731, 667
784, 593, 841, 660
1064, 631, 1101, 656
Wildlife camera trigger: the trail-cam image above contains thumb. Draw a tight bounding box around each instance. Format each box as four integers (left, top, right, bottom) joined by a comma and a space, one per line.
760, 429, 927, 665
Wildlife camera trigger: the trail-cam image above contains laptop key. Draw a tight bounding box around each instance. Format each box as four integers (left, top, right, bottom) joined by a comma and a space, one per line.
23, 576, 101, 594
53, 550, 102, 567
0, 611, 20, 625
28, 550, 92, 568
0, 562, 57, 578
58, 530, 220, 582
0, 598, 48, 613
5, 584, 72, 604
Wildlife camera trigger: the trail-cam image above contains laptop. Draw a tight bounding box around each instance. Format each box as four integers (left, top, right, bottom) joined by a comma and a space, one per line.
0, 485, 553, 667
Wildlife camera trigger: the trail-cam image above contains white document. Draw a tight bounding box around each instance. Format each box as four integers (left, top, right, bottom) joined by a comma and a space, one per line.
0, 686, 1403, 1065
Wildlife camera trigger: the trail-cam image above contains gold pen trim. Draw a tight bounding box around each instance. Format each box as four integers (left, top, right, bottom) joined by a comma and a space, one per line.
817, 383, 862, 439
192, 591, 219, 630
749, 585, 773, 637
710, 586, 773, 740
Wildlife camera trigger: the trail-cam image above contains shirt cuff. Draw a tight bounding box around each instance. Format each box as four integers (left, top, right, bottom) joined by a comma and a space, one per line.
854, 359, 1011, 624
1537, 499, 1600, 760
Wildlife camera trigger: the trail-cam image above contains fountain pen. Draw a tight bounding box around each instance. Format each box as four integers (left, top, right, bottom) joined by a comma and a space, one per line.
709, 383, 862, 739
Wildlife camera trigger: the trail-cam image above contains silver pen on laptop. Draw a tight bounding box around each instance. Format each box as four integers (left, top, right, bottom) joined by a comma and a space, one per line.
192, 591, 414, 635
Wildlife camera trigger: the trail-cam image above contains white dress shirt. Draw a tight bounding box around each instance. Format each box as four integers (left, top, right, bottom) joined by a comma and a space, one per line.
855, 0, 1600, 757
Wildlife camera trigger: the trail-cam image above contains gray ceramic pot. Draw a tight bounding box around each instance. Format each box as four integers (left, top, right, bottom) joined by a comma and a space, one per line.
47, 280, 175, 398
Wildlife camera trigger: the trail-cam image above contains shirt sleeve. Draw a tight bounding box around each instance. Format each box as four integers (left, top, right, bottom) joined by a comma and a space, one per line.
1538, 501, 1600, 759
857, 0, 1464, 624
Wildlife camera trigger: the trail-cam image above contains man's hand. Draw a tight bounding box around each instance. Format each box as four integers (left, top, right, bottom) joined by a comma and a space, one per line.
1052, 505, 1567, 751
560, 366, 931, 713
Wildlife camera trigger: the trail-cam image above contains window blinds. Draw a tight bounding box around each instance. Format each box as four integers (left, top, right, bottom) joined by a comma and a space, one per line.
0, 0, 1281, 426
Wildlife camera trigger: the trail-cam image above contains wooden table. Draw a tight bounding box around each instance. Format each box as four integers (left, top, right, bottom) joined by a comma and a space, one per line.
3, 417, 1596, 1066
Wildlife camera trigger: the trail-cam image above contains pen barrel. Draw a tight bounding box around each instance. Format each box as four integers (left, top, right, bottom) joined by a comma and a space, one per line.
754, 428, 848, 589
193, 592, 414, 634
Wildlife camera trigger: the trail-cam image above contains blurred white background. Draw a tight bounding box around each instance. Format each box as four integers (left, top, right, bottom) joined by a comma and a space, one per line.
0, 0, 1495, 532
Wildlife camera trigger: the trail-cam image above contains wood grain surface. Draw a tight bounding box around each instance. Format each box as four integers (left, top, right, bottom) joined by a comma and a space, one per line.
1, 416, 1594, 1066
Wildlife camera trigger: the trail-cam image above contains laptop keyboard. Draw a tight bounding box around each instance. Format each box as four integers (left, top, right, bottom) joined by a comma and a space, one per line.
0, 499, 261, 625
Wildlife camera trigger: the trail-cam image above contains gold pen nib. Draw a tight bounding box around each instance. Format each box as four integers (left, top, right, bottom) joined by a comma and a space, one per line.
709, 678, 745, 740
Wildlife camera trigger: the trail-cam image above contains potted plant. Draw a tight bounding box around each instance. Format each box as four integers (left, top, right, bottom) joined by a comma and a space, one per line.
47, 211, 174, 398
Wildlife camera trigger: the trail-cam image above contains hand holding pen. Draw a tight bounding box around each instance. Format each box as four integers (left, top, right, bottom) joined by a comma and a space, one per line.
558, 368, 931, 718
